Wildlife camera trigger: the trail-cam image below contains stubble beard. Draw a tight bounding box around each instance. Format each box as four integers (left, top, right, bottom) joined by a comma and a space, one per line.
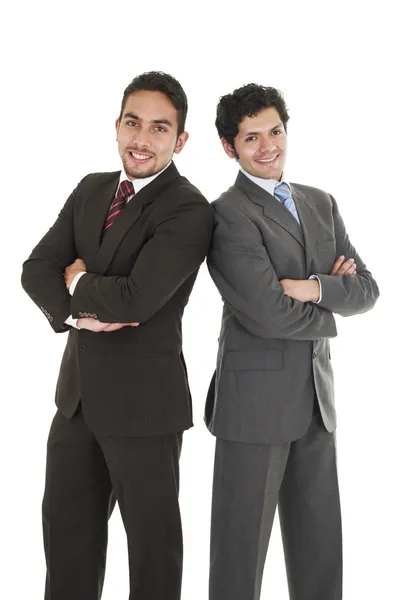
122, 155, 163, 180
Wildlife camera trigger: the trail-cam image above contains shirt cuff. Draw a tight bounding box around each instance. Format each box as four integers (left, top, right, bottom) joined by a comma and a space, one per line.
309, 274, 322, 304
69, 271, 86, 295
65, 316, 80, 329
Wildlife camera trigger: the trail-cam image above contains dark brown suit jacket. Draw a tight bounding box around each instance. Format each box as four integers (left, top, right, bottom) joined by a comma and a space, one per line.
22, 162, 214, 436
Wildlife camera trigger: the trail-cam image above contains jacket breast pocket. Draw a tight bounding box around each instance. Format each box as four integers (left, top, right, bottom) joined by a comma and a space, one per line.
223, 349, 283, 371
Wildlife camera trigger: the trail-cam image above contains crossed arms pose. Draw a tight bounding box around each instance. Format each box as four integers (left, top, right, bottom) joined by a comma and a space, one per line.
205, 83, 379, 600
21, 72, 213, 600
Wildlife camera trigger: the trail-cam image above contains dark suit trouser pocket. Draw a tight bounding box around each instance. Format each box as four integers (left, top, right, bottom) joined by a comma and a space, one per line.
43, 409, 183, 600
209, 412, 342, 600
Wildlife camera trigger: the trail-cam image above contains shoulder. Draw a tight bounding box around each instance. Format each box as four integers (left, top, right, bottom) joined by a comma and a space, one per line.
152, 176, 214, 234
165, 175, 213, 221
72, 172, 120, 196
209, 188, 261, 240
172, 176, 209, 206
212, 185, 247, 210
292, 182, 333, 205
211, 186, 257, 226
78, 171, 120, 188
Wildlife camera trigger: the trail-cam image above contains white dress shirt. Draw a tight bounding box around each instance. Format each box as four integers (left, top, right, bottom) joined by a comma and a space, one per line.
65, 162, 171, 329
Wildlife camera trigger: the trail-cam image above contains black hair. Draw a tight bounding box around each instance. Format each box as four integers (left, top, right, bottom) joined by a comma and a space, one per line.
119, 71, 188, 135
215, 84, 289, 147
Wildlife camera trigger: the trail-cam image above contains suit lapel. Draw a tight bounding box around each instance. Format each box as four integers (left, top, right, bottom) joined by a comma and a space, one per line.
90, 162, 181, 274
291, 184, 319, 274
235, 172, 305, 248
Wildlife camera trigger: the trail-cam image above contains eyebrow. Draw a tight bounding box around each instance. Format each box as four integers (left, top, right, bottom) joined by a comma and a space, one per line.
123, 113, 173, 127
243, 122, 283, 136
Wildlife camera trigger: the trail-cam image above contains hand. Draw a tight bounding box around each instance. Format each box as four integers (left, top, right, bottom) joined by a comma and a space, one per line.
77, 318, 140, 332
330, 255, 356, 276
65, 258, 87, 289
101, 322, 140, 331
280, 279, 320, 303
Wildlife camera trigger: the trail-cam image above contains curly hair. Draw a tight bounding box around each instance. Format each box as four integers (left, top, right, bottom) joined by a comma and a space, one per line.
119, 71, 188, 136
215, 84, 289, 148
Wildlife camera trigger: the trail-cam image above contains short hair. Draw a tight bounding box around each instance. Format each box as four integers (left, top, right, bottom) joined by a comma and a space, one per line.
119, 71, 188, 135
215, 84, 289, 147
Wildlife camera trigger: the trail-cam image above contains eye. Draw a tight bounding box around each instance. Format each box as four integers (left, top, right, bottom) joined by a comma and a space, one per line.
126, 120, 138, 127
245, 136, 257, 142
154, 126, 167, 132
272, 129, 282, 135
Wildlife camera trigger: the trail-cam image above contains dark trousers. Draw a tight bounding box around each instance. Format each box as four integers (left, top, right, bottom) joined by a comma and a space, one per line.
43, 407, 183, 600
209, 404, 343, 600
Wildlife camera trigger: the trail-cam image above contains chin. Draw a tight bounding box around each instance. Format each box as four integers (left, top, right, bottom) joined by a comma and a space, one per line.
128, 168, 156, 179
124, 161, 156, 180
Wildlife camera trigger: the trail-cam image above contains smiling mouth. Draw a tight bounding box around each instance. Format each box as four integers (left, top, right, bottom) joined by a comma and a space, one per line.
129, 151, 153, 162
256, 154, 279, 164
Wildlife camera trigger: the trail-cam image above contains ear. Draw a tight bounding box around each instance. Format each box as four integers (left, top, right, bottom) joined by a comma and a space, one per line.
115, 118, 120, 140
221, 138, 236, 159
174, 131, 189, 155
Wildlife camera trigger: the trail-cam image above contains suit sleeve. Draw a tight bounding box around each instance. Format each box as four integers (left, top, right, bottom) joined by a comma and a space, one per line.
315, 195, 379, 316
21, 181, 83, 333
207, 202, 337, 340
70, 198, 214, 323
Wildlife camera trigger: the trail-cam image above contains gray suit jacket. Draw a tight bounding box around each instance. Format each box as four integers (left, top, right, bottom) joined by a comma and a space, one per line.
205, 172, 379, 444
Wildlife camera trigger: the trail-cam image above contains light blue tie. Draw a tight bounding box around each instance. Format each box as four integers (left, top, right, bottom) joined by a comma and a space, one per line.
274, 182, 300, 224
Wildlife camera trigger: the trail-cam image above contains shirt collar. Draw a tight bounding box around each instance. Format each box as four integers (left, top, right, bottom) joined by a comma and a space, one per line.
240, 167, 291, 197
118, 161, 172, 198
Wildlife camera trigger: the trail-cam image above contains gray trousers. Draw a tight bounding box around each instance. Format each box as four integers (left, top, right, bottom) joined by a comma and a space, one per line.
209, 407, 343, 600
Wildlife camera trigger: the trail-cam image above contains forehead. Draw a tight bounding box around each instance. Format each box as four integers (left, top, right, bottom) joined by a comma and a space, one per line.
122, 90, 178, 126
238, 107, 282, 135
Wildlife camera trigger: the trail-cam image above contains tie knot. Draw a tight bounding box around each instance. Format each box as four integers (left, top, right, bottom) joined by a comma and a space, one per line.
274, 182, 291, 204
116, 179, 135, 201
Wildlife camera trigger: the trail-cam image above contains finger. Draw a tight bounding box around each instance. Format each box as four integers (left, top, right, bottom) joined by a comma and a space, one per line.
105, 323, 124, 332
99, 322, 115, 332
344, 263, 357, 276
333, 256, 351, 275
330, 256, 345, 275
129, 323, 140, 327
336, 258, 355, 275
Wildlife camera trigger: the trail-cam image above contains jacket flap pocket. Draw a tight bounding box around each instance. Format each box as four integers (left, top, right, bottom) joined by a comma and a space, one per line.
223, 349, 283, 371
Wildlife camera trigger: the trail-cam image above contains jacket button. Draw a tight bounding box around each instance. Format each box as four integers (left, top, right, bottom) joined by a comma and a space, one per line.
79, 344, 87, 352
312, 351, 317, 359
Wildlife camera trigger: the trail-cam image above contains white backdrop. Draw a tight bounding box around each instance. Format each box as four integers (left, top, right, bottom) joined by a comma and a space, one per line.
1, 0, 396, 598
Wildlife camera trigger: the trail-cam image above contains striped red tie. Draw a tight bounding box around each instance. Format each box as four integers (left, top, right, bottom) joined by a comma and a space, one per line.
102, 179, 135, 236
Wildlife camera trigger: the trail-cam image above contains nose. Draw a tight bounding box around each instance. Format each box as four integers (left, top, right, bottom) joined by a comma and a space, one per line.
259, 135, 276, 153
130, 128, 150, 150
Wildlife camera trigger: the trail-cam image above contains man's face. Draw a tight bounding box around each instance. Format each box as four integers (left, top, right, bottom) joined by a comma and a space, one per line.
116, 90, 188, 180
222, 107, 287, 181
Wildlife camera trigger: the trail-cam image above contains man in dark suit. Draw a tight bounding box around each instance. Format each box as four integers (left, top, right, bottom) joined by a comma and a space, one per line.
205, 84, 379, 600
21, 71, 213, 600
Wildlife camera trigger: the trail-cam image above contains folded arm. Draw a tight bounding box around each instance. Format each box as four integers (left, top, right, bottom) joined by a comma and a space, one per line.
207, 202, 337, 340
21, 182, 82, 333
70, 200, 214, 323
21, 177, 129, 334
314, 195, 379, 316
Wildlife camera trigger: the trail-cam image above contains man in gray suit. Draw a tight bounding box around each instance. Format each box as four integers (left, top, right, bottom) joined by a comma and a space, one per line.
205, 84, 379, 600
